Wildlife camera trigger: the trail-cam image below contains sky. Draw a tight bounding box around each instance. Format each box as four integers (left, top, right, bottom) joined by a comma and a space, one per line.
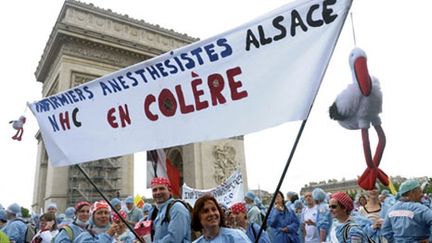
1, 0, 431, 210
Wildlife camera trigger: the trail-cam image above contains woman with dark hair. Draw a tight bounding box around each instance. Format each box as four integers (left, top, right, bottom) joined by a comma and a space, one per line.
31, 212, 59, 243
267, 191, 300, 242
191, 194, 251, 242
330, 192, 369, 243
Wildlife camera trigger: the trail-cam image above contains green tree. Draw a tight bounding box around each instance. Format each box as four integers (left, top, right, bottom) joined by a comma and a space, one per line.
21, 207, 30, 218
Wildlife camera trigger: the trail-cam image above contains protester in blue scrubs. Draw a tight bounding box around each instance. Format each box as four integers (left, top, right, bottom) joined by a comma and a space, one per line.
192, 194, 250, 242
382, 179, 432, 242
312, 188, 332, 242
230, 201, 270, 243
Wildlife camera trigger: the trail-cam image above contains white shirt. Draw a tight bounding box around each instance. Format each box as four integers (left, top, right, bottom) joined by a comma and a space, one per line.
32, 229, 59, 243
303, 205, 320, 243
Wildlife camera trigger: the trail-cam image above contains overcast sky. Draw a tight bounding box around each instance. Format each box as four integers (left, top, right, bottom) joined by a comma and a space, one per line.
1, 0, 431, 210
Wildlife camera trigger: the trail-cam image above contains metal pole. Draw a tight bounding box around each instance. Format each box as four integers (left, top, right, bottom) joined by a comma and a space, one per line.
254, 119, 308, 243
75, 164, 145, 243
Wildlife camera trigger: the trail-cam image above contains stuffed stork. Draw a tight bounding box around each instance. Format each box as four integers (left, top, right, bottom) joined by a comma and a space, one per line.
9, 115, 26, 141
329, 47, 389, 190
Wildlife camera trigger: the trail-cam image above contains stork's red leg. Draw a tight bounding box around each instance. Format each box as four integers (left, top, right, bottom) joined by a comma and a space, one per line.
12, 130, 19, 140
358, 128, 378, 190
16, 128, 23, 141
373, 125, 389, 186
361, 128, 374, 168
372, 125, 386, 167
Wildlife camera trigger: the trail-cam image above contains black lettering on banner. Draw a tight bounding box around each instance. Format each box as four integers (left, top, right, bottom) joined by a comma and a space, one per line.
244, 0, 339, 51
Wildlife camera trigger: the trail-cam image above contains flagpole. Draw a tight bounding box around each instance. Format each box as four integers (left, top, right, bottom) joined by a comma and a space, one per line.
75, 164, 145, 243
254, 119, 308, 243
252, 1, 353, 241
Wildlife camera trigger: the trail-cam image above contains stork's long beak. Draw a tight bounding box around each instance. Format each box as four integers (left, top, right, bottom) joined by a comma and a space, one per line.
354, 56, 372, 96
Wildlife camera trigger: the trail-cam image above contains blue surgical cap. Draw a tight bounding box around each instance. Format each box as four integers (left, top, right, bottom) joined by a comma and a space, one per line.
398, 179, 420, 197
293, 199, 303, 209
57, 213, 65, 221
6, 203, 21, 216
245, 191, 256, 201
312, 188, 326, 202
0, 209, 7, 221
47, 203, 57, 210
125, 196, 134, 204
64, 207, 75, 218
381, 189, 390, 196
143, 203, 153, 213
111, 198, 121, 207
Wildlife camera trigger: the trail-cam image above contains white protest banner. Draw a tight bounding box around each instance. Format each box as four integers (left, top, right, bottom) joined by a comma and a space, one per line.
182, 170, 244, 207
29, 0, 352, 166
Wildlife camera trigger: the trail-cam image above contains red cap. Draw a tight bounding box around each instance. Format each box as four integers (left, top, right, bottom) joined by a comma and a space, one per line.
90, 200, 110, 214
75, 201, 91, 212
150, 177, 171, 189
230, 202, 247, 214
112, 210, 127, 222
331, 192, 354, 212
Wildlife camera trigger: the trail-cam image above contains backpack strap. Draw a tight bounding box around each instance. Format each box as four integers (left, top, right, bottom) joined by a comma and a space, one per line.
161, 199, 190, 224
150, 206, 159, 221
64, 225, 74, 241
58, 225, 74, 241
342, 223, 351, 241
342, 222, 376, 243
251, 223, 257, 239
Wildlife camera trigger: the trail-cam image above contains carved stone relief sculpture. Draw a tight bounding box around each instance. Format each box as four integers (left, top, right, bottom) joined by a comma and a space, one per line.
212, 144, 239, 184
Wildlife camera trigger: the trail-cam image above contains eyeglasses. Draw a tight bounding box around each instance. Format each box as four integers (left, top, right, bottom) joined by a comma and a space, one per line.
329, 205, 338, 209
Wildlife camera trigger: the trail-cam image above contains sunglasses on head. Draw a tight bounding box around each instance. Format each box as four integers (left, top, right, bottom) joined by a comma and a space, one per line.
329, 204, 338, 209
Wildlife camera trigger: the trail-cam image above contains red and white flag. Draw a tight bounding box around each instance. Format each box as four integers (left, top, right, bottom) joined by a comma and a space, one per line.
146, 149, 181, 197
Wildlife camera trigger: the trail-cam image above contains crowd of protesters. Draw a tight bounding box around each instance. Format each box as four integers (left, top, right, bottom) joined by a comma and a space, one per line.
1, 177, 432, 242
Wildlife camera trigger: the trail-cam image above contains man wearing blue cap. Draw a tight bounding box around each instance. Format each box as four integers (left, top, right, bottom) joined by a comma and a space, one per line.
124, 196, 144, 226
2, 203, 27, 243
47, 202, 63, 225
110, 198, 122, 212
0, 211, 9, 243
244, 191, 263, 226
312, 188, 332, 243
382, 179, 432, 242
0, 209, 7, 229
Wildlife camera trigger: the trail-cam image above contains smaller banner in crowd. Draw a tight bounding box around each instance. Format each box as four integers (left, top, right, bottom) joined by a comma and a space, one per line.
182, 170, 244, 207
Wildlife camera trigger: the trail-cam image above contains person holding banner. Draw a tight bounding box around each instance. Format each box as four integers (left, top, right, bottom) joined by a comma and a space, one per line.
191, 194, 251, 242
230, 202, 270, 243
150, 177, 191, 242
